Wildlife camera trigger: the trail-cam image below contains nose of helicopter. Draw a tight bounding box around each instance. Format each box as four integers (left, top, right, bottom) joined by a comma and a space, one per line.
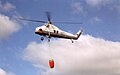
35, 28, 43, 35
35, 31, 39, 34
35, 28, 39, 34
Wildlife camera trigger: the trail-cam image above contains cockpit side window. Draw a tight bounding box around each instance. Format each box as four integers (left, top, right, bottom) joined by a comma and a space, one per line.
39, 29, 42, 31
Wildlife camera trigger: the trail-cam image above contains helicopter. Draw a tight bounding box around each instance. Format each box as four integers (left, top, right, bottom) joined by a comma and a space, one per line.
19, 12, 83, 43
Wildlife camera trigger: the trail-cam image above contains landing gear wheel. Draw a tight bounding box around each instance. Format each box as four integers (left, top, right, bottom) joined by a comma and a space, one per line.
41, 37, 44, 41
72, 41, 74, 43
71, 39, 74, 43
48, 39, 50, 42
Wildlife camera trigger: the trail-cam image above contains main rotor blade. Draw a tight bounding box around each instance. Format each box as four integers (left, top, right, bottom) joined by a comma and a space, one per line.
18, 18, 47, 23
46, 12, 51, 22
53, 22, 82, 24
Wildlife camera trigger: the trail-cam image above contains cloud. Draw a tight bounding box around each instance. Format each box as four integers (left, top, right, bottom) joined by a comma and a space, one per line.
86, 0, 113, 7
113, 1, 120, 14
85, 0, 120, 15
72, 2, 84, 14
23, 35, 120, 75
90, 16, 101, 24
0, 1, 16, 12
0, 68, 14, 75
117, 5, 120, 13
0, 13, 20, 39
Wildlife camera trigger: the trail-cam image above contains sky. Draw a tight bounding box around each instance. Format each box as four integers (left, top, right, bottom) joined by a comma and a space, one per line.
0, 0, 120, 75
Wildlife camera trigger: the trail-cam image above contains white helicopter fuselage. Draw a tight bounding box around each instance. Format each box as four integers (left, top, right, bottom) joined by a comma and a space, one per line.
35, 23, 82, 41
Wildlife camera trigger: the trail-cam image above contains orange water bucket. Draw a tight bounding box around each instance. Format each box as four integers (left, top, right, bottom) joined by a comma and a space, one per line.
49, 59, 54, 68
